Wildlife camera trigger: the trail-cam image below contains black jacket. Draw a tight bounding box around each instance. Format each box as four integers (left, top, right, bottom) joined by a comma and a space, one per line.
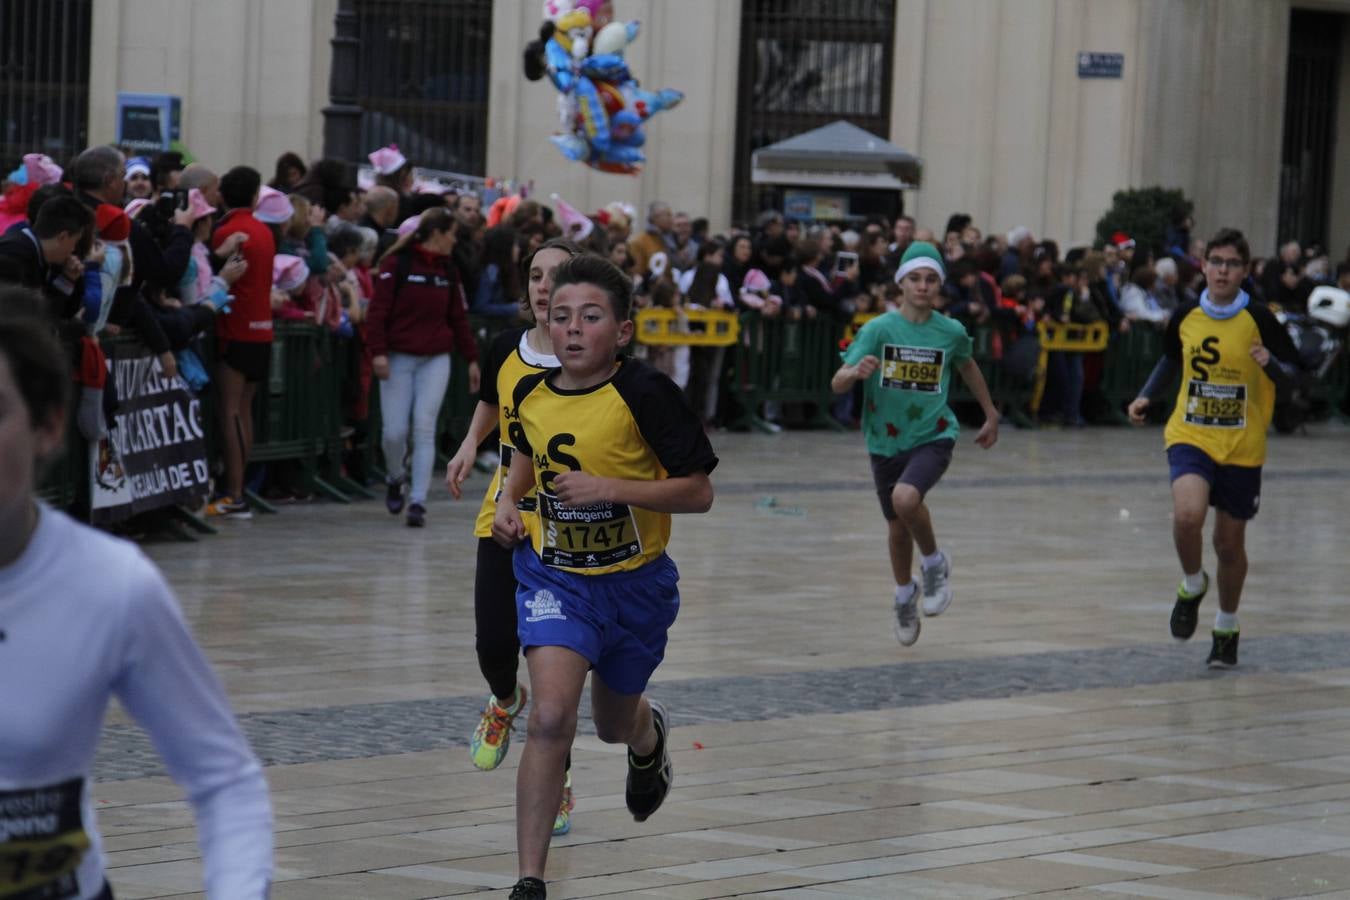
0, 226, 83, 320
76, 190, 186, 354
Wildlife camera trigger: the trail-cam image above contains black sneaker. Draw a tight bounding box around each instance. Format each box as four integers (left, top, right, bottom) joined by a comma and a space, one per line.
1170, 574, 1208, 640
508, 877, 546, 899
1207, 630, 1239, 669
385, 478, 405, 515
626, 700, 672, 822
405, 502, 426, 528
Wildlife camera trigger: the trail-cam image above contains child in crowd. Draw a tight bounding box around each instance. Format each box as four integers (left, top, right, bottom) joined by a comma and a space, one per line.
831, 242, 999, 647
492, 254, 717, 900
271, 254, 312, 322
736, 268, 783, 317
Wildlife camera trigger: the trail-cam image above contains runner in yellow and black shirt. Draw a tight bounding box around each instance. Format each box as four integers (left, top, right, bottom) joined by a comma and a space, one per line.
492, 254, 716, 900
1129, 228, 1300, 670
443, 240, 581, 837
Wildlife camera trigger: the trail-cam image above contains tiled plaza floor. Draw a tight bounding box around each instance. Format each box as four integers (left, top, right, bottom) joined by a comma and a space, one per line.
100, 424, 1350, 898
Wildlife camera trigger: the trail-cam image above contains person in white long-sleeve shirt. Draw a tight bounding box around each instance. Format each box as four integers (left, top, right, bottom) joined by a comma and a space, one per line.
0, 293, 273, 900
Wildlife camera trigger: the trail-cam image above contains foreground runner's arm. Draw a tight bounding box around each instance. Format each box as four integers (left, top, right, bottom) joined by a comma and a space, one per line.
116, 563, 273, 898
1129, 356, 1181, 424
1250, 305, 1302, 394
445, 400, 500, 498
954, 358, 1000, 448
551, 470, 713, 514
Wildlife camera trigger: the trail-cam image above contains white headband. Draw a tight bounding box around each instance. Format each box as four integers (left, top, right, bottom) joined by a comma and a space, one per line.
895, 257, 945, 283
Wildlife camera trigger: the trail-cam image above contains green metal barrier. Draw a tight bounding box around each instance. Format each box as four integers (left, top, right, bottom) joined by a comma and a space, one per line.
728, 312, 845, 432
1100, 325, 1170, 422
947, 327, 1036, 427
241, 324, 362, 507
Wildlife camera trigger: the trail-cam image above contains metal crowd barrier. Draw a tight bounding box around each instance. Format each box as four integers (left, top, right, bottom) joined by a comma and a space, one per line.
634, 308, 741, 346
1031, 320, 1111, 413
39, 314, 1350, 519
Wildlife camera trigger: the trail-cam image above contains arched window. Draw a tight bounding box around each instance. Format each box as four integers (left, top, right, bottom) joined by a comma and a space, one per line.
733, 0, 896, 223
0, 0, 92, 166
354, 0, 492, 175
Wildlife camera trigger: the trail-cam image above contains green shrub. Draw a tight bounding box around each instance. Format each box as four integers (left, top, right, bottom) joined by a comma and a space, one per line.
1095, 187, 1193, 256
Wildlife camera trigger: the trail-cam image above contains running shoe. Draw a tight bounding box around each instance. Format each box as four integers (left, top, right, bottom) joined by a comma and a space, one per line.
385, 477, 405, 515
894, 579, 921, 646
1207, 630, 1239, 669
405, 502, 426, 528
469, 684, 526, 771
626, 700, 672, 822
1170, 573, 1209, 640
553, 769, 574, 836
205, 495, 252, 519
509, 877, 547, 899
921, 551, 953, 617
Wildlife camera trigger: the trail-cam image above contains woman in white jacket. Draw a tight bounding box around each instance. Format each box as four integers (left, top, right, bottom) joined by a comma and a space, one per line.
0, 290, 273, 899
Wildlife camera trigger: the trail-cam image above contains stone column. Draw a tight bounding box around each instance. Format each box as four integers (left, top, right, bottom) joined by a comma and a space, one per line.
322, 0, 362, 165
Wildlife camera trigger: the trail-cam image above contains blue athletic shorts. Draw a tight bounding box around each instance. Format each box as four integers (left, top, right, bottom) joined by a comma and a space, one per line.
513, 545, 680, 696
1167, 443, 1262, 520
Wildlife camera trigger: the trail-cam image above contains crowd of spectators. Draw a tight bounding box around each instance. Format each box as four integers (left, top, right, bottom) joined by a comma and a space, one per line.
4, 140, 1350, 513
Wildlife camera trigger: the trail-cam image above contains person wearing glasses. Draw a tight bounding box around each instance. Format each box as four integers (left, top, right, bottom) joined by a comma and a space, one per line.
1127, 229, 1300, 669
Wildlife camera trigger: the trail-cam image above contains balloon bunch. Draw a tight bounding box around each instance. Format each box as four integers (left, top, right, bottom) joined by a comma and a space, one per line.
524, 0, 683, 175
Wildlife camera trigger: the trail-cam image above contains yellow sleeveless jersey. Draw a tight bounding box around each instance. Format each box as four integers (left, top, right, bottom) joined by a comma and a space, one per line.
509, 358, 718, 575
1162, 300, 1297, 467
473, 327, 558, 538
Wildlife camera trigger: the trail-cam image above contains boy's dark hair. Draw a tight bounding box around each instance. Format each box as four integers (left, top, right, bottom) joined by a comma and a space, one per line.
32, 195, 93, 241
0, 290, 71, 429
550, 253, 634, 320
649, 279, 678, 309
1205, 228, 1251, 264
219, 166, 263, 210
326, 224, 364, 260
1335, 259, 1350, 278
153, 150, 184, 188
763, 234, 792, 259
520, 237, 583, 292
948, 258, 976, 281
25, 183, 73, 224
944, 212, 972, 236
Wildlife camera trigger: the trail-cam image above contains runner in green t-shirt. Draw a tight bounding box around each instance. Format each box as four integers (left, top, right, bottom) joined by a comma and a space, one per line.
831, 242, 999, 646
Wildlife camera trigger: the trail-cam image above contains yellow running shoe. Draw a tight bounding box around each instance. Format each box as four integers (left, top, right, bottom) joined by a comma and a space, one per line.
469, 684, 526, 771
553, 769, 574, 836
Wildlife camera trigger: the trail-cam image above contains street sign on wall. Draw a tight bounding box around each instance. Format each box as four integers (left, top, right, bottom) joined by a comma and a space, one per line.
1077, 52, 1124, 78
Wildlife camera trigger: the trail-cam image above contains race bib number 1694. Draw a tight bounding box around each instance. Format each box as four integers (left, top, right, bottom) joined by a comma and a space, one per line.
882, 345, 944, 393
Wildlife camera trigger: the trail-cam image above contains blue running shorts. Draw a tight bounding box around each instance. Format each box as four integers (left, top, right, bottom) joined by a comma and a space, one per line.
1167, 443, 1262, 520
513, 545, 680, 695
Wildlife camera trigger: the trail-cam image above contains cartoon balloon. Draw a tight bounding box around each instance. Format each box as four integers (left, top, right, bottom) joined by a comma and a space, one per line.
526, 1, 683, 175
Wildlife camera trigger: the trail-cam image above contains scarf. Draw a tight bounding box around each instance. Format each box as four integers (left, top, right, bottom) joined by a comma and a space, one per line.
1200, 287, 1249, 321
